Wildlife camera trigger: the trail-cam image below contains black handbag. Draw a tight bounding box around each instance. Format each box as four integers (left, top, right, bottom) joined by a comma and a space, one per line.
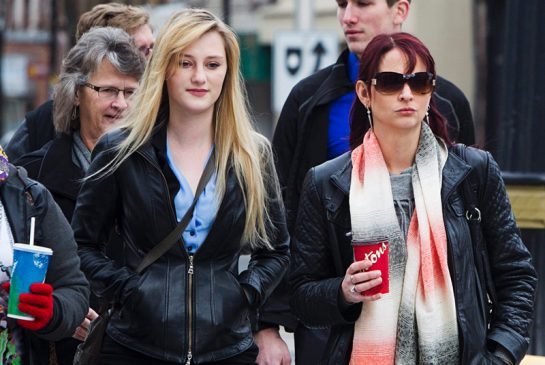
73, 153, 215, 365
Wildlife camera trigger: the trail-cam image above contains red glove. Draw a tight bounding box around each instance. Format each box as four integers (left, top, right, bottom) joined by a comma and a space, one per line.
16, 283, 54, 331
1, 282, 54, 331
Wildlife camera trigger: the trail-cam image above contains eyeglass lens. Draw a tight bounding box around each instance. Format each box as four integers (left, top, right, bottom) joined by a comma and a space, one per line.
84, 83, 135, 100
373, 72, 434, 94
99, 87, 135, 100
97, 87, 135, 99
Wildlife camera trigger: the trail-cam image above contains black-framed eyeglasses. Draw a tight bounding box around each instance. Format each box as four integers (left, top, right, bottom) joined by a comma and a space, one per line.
83, 83, 136, 100
370, 72, 435, 94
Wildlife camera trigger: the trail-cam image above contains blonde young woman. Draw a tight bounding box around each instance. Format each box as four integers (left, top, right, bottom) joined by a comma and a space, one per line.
71, 9, 289, 365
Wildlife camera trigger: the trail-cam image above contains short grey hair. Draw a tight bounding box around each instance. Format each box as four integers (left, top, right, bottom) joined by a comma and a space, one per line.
54, 26, 146, 134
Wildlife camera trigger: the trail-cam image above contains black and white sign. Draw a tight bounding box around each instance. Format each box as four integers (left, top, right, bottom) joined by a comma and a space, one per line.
273, 31, 339, 114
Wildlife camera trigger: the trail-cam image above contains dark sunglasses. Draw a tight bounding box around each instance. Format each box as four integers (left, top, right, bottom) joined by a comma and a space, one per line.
371, 72, 435, 94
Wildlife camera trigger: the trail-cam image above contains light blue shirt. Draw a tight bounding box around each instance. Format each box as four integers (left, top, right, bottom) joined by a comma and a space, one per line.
166, 143, 219, 254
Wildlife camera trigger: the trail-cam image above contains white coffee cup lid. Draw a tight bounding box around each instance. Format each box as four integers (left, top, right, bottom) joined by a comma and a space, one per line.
13, 243, 53, 255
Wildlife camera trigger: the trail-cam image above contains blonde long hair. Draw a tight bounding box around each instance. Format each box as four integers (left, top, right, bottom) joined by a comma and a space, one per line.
103, 9, 278, 249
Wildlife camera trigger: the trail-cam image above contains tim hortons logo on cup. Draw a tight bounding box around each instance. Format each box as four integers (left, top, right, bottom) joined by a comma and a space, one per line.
352, 239, 389, 295
364, 241, 387, 264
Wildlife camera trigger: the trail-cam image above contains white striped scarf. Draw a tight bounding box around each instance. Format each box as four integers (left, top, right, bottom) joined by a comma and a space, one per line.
349, 123, 459, 364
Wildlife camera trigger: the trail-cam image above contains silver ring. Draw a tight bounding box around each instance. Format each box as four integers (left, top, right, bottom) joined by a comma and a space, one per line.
350, 285, 357, 293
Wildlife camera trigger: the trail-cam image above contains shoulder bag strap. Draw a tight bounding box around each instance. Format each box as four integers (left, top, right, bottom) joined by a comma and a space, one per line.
455, 144, 498, 308
136, 152, 216, 274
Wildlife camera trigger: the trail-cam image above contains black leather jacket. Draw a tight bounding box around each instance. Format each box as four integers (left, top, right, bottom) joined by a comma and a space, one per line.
289, 147, 537, 365
71, 126, 290, 363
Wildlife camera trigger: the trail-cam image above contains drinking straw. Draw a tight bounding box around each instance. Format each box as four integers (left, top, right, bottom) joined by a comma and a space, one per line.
29, 217, 35, 246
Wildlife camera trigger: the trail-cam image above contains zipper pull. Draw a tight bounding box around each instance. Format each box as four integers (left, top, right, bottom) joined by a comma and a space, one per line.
188, 255, 194, 275
185, 351, 193, 365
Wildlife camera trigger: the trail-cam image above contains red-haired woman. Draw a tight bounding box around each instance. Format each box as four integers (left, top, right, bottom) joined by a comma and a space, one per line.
288, 33, 536, 365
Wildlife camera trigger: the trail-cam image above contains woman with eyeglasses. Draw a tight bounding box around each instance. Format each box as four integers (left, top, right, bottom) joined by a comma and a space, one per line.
7, 3, 154, 164
14, 26, 145, 365
288, 32, 536, 365
16, 26, 144, 223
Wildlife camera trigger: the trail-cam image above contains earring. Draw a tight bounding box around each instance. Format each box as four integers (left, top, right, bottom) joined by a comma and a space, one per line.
424, 105, 430, 124
366, 107, 373, 130
71, 106, 79, 120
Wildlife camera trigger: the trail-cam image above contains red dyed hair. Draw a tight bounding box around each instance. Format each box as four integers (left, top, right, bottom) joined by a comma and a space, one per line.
349, 32, 452, 150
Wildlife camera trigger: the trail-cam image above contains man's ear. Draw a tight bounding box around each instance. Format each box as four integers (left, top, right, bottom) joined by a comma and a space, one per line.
355, 80, 371, 107
393, 0, 410, 27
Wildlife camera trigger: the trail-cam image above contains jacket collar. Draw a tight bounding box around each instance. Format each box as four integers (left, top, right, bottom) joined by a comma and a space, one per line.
441, 149, 473, 200
326, 148, 473, 213
313, 49, 354, 107
136, 119, 168, 167
134, 99, 170, 165
330, 153, 352, 196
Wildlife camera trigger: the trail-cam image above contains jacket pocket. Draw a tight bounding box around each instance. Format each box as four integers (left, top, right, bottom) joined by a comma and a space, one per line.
211, 269, 249, 328
228, 270, 250, 307
117, 264, 168, 336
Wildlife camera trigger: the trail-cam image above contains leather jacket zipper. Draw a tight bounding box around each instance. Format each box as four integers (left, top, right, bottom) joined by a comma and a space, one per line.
186, 254, 194, 365
136, 151, 195, 362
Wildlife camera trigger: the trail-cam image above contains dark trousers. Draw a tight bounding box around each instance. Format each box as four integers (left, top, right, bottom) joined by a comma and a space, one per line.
100, 334, 258, 364
294, 325, 330, 365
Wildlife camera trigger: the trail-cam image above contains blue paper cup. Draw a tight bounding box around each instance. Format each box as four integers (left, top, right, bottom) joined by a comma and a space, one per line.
7, 244, 53, 321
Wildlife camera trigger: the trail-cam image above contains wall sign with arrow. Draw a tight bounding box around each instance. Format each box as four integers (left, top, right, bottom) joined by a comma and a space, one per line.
273, 31, 338, 114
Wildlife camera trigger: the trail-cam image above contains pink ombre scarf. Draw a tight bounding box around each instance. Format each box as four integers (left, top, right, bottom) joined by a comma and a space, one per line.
349, 123, 459, 364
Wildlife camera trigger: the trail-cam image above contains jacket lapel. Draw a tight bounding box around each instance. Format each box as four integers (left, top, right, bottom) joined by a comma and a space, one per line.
328, 154, 352, 213
441, 151, 473, 202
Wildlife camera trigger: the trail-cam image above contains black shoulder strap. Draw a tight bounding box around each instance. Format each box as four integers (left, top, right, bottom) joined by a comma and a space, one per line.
453, 144, 498, 307
136, 152, 216, 274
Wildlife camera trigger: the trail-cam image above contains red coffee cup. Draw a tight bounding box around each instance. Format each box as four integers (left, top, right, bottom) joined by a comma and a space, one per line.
352, 239, 389, 295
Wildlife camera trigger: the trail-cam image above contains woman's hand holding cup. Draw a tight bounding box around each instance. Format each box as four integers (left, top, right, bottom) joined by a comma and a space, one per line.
342, 259, 382, 304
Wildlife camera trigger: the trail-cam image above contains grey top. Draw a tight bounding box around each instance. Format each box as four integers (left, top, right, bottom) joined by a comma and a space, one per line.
390, 167, 414, 240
